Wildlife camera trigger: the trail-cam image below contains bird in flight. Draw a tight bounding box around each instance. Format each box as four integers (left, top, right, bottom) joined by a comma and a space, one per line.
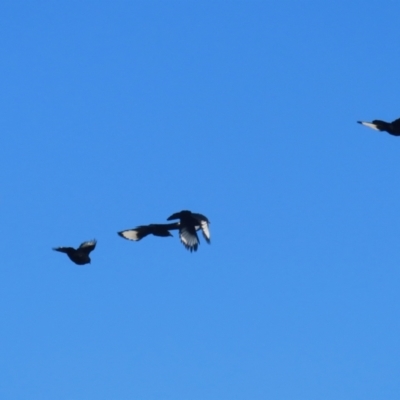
118, 210, 211, 252
167, 210, 211, 252
53, 239, 97, 265
357, 117, 400, 136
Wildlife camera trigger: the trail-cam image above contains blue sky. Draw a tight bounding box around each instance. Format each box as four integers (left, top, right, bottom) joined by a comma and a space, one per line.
1, 1, 400, 399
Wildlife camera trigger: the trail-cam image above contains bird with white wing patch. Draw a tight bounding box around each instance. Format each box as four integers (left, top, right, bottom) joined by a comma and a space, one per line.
53, 239, 97, 265
167, 210, 211, 252
117, 210, 210, 252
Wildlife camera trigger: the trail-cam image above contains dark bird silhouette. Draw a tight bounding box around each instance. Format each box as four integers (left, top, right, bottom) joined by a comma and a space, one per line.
53, 239, 97, 265
167, 210, 211, 252
118, 223, 179, 241
357, 118, 400, 136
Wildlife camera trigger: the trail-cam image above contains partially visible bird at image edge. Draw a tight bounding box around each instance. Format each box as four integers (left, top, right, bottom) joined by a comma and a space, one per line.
357, 117, 400, 136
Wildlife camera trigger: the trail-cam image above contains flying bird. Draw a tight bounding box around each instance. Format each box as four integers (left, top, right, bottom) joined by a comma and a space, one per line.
357, 117, 400, 136
167, 210, 211, 252
118, 223, 179, 241
53, 239, 97, 265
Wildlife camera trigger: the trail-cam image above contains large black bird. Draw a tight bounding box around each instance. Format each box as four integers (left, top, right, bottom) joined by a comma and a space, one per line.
53, 239, 97, 265
167, 210, 211, 252
357, 117, 400, 136
118, 223, 179, 241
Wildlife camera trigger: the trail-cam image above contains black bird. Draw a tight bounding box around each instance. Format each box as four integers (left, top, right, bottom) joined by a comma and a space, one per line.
118, 223, 179, 241
53, 239, 97, 265
357, 117, 400, 136
167, 210, 211, 252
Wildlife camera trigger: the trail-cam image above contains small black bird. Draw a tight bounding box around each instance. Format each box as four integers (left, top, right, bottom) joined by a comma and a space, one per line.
167, 210, 211, 252
118, 223, 179, 241
53, 239, 97, 265
357, 118, 400, 136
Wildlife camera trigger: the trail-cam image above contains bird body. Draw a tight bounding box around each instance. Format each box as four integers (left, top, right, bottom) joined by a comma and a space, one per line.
53, 240, 97, 265
167, 210, 211, 252
357, 118, 400, 136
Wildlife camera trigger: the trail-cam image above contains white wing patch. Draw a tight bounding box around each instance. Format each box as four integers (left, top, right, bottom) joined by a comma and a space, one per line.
180, 226, 199, 251
360, 121, 380, 131
200, 220, 211, 243
118, 230, 141, 241
80, 240, 97, 249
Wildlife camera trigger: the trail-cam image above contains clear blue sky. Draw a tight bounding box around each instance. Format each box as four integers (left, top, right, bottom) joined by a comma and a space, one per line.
1, 1, 400, 399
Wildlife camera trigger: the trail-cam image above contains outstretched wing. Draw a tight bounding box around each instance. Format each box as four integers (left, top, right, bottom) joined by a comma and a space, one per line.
167, 211, 183, 221
149, 223, 179, 236
192, 213, 211, 243
118, 223, 179, 241
53, 246, 74, 254
357, 121, 380, 131
78, 240, 97, 254
179, 225, 200, 252
199, 219, 211, 243
118, 225, 154, 241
